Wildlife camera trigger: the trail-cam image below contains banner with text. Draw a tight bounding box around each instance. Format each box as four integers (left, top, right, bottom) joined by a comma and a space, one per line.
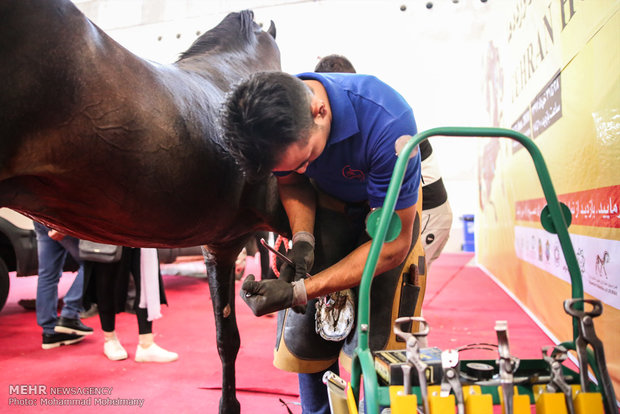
477, 0, 620, 393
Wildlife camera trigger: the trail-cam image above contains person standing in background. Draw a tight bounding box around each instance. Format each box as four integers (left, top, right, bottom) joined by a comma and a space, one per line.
416, 137, 453, 270
83, 247, 178, 363
34, 222, 93, 349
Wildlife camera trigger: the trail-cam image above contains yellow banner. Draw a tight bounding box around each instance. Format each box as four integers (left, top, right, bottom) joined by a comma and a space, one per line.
478, 0, 620, 395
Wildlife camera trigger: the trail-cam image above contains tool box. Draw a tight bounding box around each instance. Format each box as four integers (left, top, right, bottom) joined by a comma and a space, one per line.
374, 347, 443, 387
336, 127, 618, 414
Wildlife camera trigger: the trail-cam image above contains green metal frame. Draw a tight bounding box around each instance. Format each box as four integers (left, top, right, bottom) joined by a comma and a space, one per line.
348, 127, 605, 413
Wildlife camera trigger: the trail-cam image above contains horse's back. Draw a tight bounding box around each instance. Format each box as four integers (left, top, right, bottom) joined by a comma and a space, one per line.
1, 0, 89, 159
0, 2, 284, 247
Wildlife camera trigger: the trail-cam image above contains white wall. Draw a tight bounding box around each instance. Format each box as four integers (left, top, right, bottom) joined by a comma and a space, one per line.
77, 0, 504, 252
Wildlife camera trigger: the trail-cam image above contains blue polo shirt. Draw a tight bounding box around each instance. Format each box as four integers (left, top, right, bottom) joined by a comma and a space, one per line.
295, 72, 421, 210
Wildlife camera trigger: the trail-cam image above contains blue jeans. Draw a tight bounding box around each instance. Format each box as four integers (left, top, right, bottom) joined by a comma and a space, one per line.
34, 222, 85, 334
298, 361, 339, 414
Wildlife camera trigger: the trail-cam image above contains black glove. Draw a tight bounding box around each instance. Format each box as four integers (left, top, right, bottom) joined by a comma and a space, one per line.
279, 240, 315, 283
240, 274, 307, 316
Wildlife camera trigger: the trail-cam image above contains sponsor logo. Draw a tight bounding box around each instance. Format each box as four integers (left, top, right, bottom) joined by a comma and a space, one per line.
342, 165, 365, 181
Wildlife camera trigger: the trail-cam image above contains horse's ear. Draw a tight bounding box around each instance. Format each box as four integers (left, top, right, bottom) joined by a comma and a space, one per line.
267, 21, 276, 39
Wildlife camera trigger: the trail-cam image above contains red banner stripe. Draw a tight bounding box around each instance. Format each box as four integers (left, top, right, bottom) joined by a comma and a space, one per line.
515, 185, 620, 228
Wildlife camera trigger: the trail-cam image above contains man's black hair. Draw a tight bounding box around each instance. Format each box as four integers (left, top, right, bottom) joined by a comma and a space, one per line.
222, 71, 314, 177
314, 54, 356, 73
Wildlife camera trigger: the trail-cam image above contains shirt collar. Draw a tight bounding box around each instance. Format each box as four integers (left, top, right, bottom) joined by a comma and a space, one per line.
296, 72, 359, 146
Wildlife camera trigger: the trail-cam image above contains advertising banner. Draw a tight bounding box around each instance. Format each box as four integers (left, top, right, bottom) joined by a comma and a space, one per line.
477, 0, 620, 394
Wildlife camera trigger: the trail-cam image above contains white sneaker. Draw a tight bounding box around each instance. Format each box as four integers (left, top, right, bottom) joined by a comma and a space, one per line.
135, 343, 178, 363
103, 337, 128, 361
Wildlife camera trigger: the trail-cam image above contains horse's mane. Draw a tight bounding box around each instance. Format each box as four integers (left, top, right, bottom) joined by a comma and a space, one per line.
177, 10, 256, 61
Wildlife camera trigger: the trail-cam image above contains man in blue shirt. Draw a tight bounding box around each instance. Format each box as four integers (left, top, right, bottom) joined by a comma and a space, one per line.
315, 55, 452, 273
223, 71, 423, 414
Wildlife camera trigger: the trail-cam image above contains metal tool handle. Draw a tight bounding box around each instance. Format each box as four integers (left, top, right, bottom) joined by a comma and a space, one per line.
563, 298, 617, 414
393, 317, 430, 414
401, 364, 412, 396
440, 349, 464, 414
393, 316, 430, 340
563, 298, 603, 318
259, 238, 312, 279
495, 321, 515, 414
542, 346, 575, 414
323, 371, 350, 414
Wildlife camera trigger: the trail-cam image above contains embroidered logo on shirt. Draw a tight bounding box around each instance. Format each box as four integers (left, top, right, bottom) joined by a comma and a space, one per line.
342, 165, 365, 181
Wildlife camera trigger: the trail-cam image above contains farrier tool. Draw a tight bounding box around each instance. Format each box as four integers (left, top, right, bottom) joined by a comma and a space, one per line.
563, 298, 617, 414
495, 320, 519, 414
323, 370, 351, 414
260, 238, 311, 278
541, 345, 575, 414
394, 316, 431, 414
260, 238, 355, 341
440, 349, 465, 414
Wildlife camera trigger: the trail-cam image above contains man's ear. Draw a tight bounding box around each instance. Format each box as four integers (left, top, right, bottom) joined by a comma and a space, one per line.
310, 100, 319, 118
312, 101, 326, 119
310, 96, 326, 120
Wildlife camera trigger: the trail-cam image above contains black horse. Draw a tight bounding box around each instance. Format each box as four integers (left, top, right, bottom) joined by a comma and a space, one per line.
0, 1, 289, 412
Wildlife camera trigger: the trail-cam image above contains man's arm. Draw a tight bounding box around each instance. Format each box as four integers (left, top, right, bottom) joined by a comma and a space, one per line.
303, 203, 416, 299
240, 203, 417, 316
276, 173, 317, 287
277, 173, 316, 235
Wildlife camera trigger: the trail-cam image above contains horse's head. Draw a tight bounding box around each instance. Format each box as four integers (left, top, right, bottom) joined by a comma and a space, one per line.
176, 10, 280, 84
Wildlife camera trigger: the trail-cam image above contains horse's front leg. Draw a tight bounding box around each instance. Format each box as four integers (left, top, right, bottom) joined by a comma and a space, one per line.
203, 246, 242, 414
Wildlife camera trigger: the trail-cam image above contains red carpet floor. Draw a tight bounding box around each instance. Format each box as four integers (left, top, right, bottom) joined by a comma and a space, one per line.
423, 254, 556, 359
0, 253, 558, 413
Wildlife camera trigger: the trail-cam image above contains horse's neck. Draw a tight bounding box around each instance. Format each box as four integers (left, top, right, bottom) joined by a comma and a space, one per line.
175, 52, 267, 92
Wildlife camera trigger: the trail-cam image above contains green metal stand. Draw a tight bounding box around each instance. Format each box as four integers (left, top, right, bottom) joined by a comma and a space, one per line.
349, 127, 612, 413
